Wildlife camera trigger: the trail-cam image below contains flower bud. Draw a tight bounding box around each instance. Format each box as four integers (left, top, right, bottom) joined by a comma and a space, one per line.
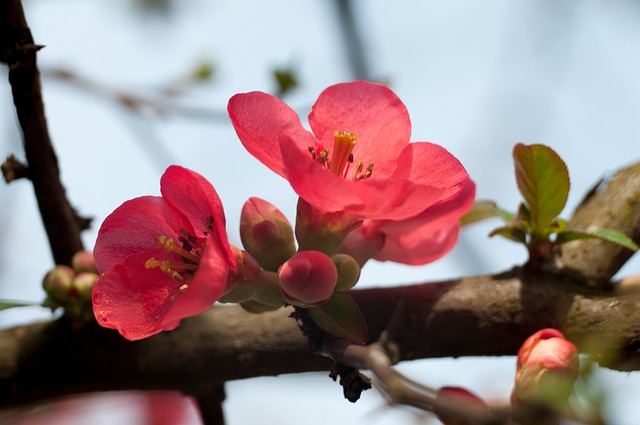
278, 250, 337, 307
511, 328, 579, 408
240, 197, 296, 272
73, 272, 99, 302
42, 265, 75, 303
71, 250, 99, 274
295, 198, 362, 256
332, 254, 361, 292
435, 386, 490, 425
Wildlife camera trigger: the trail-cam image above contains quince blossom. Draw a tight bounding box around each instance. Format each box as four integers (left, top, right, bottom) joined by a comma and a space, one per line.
92, 166, 235, 340
228, 81, 475, 262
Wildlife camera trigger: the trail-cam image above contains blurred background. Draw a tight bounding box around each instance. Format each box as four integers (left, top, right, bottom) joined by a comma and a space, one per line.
2, 0, 640, 424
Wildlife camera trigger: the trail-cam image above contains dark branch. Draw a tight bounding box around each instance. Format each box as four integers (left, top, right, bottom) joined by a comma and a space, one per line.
0, 0, 84, 265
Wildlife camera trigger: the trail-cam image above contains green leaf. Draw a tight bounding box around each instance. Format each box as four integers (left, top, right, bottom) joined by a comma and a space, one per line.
489, 226, 528, 244
0, 300, 38, 311
556, 229, 639, 251
513, 144, 570, 234
460, 200, 501, 226
308, 293, 369, 344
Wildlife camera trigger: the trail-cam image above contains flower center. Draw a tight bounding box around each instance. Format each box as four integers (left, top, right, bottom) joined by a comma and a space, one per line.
307, 130, 374, 180
145, 231, 206, 292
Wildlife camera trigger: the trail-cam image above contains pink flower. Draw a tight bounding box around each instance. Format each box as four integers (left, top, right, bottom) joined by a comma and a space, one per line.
228, 80, 474, 222
92, 166, 235, 340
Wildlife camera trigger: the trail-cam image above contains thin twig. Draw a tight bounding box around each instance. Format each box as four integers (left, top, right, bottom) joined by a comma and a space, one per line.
43, 67, 229, 122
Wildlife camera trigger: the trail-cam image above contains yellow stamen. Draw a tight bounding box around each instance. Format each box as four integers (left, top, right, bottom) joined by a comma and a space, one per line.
179, 283, 189, 292
330, 131, 358, 176
156, 236, 200, 264
145, 257, 198, 281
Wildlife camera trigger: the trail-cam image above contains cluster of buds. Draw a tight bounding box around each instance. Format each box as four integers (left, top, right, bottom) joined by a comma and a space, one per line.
236, 197, 362, 308
42, 251, 99, 322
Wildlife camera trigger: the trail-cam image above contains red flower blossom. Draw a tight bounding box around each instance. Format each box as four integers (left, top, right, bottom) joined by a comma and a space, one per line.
344, 164, 475, 265
228, 81, 473, 222
92, 166, 235, 340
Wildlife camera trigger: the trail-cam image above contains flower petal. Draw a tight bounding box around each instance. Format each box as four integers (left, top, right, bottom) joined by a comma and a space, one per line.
162, 235, 229, 326
228, 91, 315, 178
160, 166, 235, 268
368, 181, 476, 264
392, 142, 473, 201
280, 136, 364, 213
374, 221, 461, 265
94, 196, 188, 273
308, 81, 411, 177
92, 252, 183, 340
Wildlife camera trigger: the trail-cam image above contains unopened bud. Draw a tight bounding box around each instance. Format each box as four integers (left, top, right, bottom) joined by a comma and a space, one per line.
278, 250, 337, 307
332, 254, 361, 292
240, 197, 296, 272
435, 386, 490, 425
511, 328, 579, 408
71, 251, 99, 274
73, 272, 99, 302
42, 265, 75, 303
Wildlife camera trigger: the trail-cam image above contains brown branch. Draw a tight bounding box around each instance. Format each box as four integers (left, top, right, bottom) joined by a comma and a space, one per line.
0, 0, 84, 265
2, 269, 640, 411
0, 160, 637, 412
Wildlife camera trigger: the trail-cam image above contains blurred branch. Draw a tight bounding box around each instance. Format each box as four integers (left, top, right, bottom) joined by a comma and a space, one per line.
42, 67, 229, 122
333, 0, 372, 81
194, 386, 226, 425
0, 0, 84, 265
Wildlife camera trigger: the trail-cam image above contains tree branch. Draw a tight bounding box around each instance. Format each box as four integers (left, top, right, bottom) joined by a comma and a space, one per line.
2, 268, 640, 410
548, 162, 640, 286
0, 160, 638, 412
0, 0, 84, 265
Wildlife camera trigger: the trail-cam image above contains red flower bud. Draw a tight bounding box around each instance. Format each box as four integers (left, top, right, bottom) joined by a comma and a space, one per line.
278, 250, 337, 307
435, 386, 490, 425
511, 328, 579, 408
240, 197, 296, 272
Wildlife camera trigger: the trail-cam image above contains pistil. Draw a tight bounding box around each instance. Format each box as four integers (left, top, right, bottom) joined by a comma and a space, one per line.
330, 131, 358, 177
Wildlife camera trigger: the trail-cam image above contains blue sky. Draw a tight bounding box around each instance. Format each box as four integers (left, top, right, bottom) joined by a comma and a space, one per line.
2, 1, 640, 424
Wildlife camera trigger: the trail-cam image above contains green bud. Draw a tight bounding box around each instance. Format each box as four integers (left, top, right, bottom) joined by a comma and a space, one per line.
332, 254, 361, 292
42, 265, 75, 303
72, 272, 99, 302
